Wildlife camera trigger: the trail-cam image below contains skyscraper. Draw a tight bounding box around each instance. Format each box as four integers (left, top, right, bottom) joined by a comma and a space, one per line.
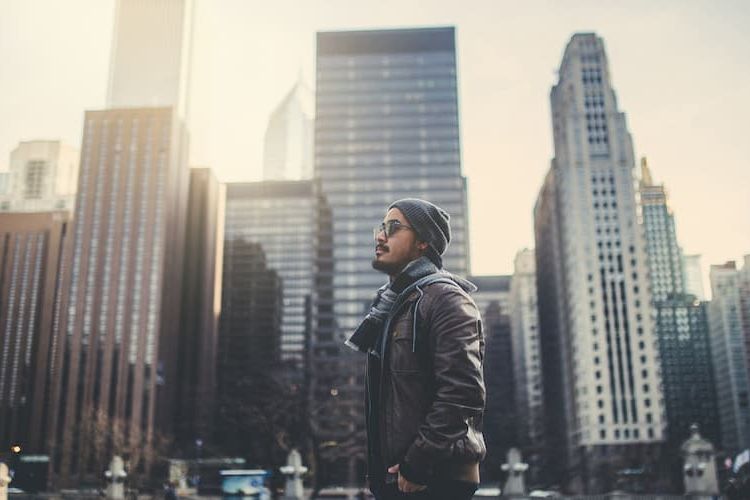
43, 0, 195, 485
510, 249, 545, 482
106, 0, 195, 119
0, 212, 71, 457
263, 81, 314, 181
215, 240, 285, 465
534, 33, 665, 492
683, 255, 706, 300
639, 157, 685, 301
172, 167, 224, 451
708, 259, 750, 453
1, 140, 79, 213
469, 275, 514, 482
639, 158, 719, 452
222, 180, 320, 373
49, 107, 189, 486
314, 27, 470, 483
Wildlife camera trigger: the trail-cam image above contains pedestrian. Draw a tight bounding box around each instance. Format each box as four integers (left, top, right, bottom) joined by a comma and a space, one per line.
346, 198, 486, 500
163, 481, 177, 500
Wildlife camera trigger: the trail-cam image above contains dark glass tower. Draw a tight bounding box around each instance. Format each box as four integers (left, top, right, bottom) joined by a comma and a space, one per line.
314, 27, 470, 484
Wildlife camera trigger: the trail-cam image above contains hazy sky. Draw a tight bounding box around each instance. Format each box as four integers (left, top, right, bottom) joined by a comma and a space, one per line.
1, 0, 748, 285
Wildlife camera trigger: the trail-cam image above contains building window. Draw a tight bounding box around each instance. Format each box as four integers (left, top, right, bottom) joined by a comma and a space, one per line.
24, 160, 47, 199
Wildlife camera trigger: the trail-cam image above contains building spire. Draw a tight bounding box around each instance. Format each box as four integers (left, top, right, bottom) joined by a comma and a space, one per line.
640, 156, 654, 187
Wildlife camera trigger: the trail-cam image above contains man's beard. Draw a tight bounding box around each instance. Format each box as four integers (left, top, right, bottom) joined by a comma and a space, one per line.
371, 257, 404, 275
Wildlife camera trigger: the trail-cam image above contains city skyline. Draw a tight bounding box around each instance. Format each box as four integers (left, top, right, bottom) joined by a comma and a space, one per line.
1, 1, 747, 283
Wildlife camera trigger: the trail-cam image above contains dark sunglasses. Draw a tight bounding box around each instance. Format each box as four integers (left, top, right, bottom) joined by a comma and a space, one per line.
373, 220, 414, 240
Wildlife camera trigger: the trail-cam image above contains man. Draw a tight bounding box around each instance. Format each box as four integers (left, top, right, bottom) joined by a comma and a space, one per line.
346, 198, 486, 499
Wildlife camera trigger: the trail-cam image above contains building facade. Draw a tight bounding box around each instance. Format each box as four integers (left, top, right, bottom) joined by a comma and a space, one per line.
469, 275, 514, 482
215, 240, 283, 460
172, 167, 224, 452
639, 158, 719, 451
48, 107, 189, 486
708, 259, 750, 453
654, 297, 718, 445
510, 249, 545, 482
534, 33, 665, 493
223, 181, 319, 372
106, 0, 195, 119
683, 255, 706, 301
314, 26, 470, 483
0, 212, 71, 456
263, 81, 314, 181
1, 141, 79, 213
639, 158, 684, 302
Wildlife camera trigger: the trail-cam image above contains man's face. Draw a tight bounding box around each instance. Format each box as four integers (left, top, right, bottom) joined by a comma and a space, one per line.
372, 208, 427, 277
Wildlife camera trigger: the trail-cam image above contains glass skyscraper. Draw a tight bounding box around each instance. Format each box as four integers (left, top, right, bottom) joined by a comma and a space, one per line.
314, 27, 470, 484
223, 181, 319, 371
639, 157, 719, 450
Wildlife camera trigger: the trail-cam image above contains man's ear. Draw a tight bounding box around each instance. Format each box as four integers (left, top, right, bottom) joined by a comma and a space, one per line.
417, 241, 428, 252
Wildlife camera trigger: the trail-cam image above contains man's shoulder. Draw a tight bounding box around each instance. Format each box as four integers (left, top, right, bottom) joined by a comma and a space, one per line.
419, 279, 479, 315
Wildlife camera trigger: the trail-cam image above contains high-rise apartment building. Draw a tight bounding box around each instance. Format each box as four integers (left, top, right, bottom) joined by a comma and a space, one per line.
263, 81, 314, 181
534, 33, 665, 492
314, 27, 470, 483
708, 259, 750, 453
510, 249, 545, 480
1, 141, 79, 213
48, 107, 189, 486
0, 212, 71, 456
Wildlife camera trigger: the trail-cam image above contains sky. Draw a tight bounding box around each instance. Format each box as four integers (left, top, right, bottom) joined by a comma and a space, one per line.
1, 0, 748, 287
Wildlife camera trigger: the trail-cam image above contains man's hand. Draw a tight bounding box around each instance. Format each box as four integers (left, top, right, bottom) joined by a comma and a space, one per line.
388, 464, 427, 493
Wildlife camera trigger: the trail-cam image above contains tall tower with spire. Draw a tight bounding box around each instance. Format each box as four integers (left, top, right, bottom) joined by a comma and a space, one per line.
639, 158, 719, 464
262, 80, 314, 181
639, 157, 685, 300
534, 33, 665, 492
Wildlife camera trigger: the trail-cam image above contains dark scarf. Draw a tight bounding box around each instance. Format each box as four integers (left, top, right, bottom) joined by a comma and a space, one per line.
345, 257, 439, 354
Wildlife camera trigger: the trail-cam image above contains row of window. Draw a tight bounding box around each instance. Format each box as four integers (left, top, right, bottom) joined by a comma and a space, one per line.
318, 52, 455, 69
317, 64, 456, 82
317, 90, 456, 106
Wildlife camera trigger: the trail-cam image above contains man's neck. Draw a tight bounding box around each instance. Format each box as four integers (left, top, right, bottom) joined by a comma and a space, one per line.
388, 258, 419, 283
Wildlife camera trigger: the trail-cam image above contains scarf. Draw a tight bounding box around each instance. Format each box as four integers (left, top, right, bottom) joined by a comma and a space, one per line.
345, 257, 439, 354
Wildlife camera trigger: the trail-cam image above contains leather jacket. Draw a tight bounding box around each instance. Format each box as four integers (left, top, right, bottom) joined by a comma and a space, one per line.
365, 277, 486, 486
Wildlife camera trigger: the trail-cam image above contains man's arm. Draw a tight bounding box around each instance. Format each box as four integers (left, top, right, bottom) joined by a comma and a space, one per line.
399, 285, 485, 485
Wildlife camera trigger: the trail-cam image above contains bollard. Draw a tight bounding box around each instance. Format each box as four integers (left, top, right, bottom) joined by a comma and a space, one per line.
280, 449, 308, 500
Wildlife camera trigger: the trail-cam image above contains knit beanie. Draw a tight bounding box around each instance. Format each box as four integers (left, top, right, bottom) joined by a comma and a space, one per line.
388, 198, 451, 267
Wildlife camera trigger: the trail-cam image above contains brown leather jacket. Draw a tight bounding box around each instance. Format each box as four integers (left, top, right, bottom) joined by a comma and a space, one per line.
365, 277, 486, 486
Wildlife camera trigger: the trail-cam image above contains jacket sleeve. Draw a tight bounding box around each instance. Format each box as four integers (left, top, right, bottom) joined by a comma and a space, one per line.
399, 285, 486, 485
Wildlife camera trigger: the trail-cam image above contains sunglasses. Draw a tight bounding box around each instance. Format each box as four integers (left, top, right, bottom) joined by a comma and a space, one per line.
373, 220, 415, 240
